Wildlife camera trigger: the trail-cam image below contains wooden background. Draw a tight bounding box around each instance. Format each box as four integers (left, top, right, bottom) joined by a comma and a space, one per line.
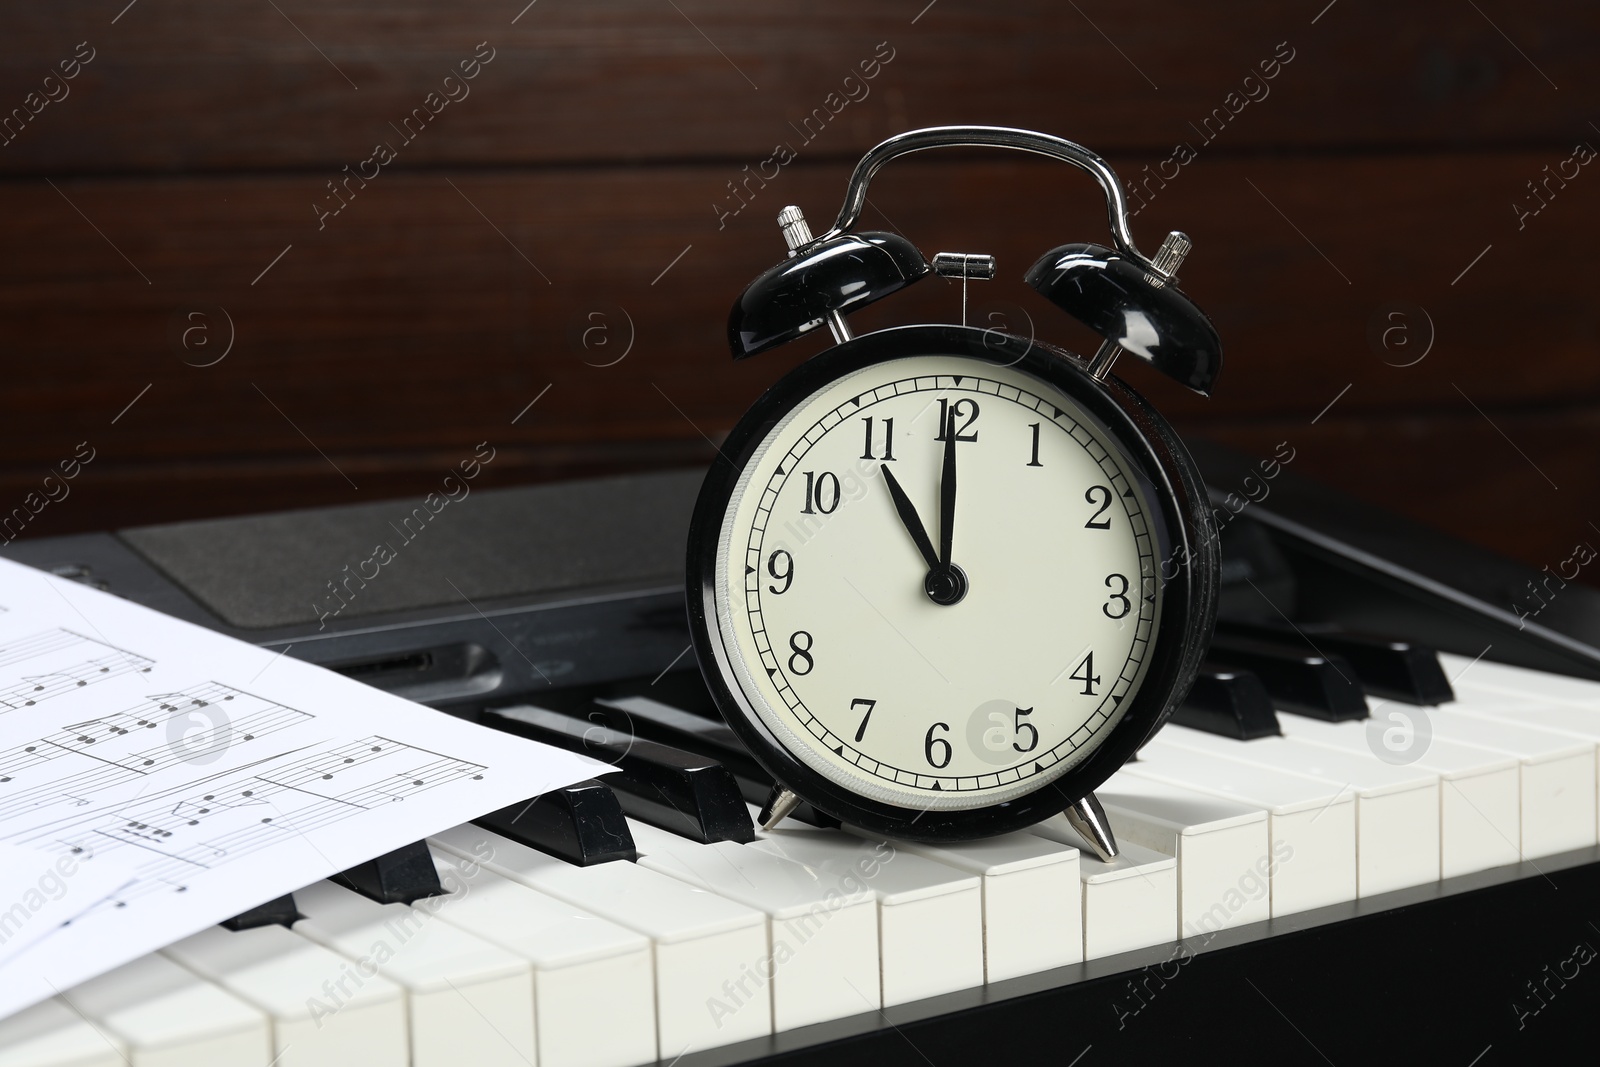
2, 1, 1596, 583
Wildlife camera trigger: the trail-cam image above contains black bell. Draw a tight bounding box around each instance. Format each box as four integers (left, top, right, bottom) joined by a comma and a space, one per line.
1025, 241, 1222, 396
728, 231, 929, 359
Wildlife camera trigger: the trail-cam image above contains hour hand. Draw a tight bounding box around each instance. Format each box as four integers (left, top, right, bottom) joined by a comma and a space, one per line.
880, 465, 939, 571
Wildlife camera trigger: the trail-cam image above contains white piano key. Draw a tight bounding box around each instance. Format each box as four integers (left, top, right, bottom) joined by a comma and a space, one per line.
1278, 711, 1523, 877
163, 923, 407, 1067
628, 819, 880, 1029
1024, 831, 1175, 960
63, 952, 270, 1067
0, 997, 125, 1067
843, 826, 1083, 981
1123, 745, 1355, 916
1441, 652, 1600, 708
1152, 727, 1441, 895
745, 814, 982, 1008
1450, 684, 1600, 742
425, 852, 655, 1067
1414, 709, 1598, 857
430, 822, 771, 1055
1086, 770, 1272, 934
1448, 687, 1600, 835
292, 881, 534, 1067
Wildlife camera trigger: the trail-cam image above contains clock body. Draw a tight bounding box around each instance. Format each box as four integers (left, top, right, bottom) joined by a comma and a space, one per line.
687, 324, 1218, 841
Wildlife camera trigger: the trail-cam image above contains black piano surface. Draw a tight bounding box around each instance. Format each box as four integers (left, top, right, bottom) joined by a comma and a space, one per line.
6, 441, 1599, 1064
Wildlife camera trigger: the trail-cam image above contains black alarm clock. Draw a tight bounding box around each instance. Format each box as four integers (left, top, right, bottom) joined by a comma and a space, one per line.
685, 126, 1221, 858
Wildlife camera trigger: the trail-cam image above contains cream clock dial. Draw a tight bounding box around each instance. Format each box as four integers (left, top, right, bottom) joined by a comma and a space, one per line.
714, 354, 1160, 811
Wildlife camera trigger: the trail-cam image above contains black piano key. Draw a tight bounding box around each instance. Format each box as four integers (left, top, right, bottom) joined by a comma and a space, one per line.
583, 684, 841, 828
218, 893, 302, 931
1205, 634, 1368, 721
1216, 619, 1455, 705
485, 704, 756, 844
475, 779, 637, 866
332, 840, 445, 905
587, 694, 753, 772
1168, 667, 1281, 740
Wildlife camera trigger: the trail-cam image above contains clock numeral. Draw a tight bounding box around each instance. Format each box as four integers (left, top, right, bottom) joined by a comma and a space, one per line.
982, 707, 1039, 753
800, 471, 841, 515
1011, 707, 1039, 752
934, 398, 980, 442
1026, 422, 1043, 467
1103, 573, 1131, 619
924, 722, 952, 769
787, 630, 814, 675
1084, 485, 1113, 529
850, 698, 876, 743
1069, 651, 1102, 696
766, 550, 794, 595
860, 417, 895, 461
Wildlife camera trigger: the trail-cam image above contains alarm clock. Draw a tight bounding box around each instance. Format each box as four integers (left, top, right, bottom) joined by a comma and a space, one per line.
685, 126, 1221, 858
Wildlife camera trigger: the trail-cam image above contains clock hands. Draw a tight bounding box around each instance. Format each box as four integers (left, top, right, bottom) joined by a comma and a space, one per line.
880, 465, 939, 571
878, 408, 969, 606
938, 411, 957, 568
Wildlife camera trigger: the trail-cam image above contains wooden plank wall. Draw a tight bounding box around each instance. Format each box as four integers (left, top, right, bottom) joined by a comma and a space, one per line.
2, 1, 1596, 583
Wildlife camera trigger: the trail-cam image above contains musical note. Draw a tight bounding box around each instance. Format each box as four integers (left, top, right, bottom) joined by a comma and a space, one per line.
0, 684, 312, 826
1, 737, 489, 902
0, 553, 599, 1023
0, 630, 153, 714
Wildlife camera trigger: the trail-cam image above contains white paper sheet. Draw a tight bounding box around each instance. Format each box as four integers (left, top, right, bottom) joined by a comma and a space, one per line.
0, 557, 609, 1019
0, 841, 138, 967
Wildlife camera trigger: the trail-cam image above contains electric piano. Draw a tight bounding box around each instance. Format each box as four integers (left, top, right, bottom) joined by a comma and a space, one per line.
2, 441, 1597, 1066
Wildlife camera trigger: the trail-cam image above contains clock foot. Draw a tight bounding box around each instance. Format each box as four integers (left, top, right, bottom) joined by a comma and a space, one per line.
1064, 792, 1119, 861
759, 786, 803, 831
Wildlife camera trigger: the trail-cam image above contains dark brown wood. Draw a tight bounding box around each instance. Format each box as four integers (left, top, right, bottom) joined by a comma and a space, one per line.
1, 153, 1594, 457
0, 1, 1595, 175
2, 3, 1597, 591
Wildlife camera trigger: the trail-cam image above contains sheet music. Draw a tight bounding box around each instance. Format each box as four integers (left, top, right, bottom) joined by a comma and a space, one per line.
0, 558, 609, 1019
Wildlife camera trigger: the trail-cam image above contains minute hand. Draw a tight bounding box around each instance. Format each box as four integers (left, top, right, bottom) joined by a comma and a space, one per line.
938, 414, 956, 566
880, 466, 940, 570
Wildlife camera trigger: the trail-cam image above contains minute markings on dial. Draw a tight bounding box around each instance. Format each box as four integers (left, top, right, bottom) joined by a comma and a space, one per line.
737, 372, 1158, 793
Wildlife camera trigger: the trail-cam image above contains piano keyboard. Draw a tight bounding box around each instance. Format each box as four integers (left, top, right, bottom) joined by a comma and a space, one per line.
3, 644, 1596, 1067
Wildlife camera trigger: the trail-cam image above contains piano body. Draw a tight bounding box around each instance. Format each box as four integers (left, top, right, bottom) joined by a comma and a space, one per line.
2, 442, 1597, 1065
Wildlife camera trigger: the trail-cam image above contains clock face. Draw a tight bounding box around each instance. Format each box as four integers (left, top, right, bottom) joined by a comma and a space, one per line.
712, 352, 1164, 811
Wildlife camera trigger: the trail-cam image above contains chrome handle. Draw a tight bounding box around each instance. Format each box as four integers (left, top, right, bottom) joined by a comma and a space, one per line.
818, 125, 1157, 273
